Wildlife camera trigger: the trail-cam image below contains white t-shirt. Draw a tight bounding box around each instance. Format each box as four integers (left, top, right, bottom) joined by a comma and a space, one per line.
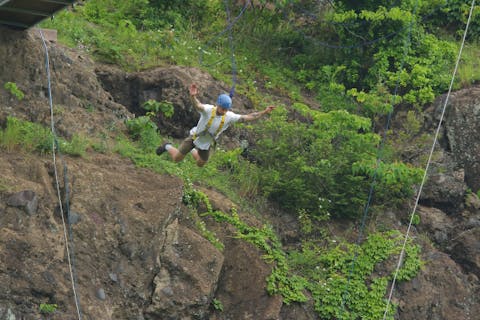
190, 104, 242, 150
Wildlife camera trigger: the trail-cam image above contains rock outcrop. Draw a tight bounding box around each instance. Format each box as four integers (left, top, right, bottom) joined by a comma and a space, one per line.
0, 27, 280, 320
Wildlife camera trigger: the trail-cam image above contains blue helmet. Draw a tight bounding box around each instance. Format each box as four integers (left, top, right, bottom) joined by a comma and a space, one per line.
216, 94, 232, 109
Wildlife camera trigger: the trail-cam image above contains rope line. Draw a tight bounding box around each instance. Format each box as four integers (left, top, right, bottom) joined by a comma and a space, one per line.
200, 0, 250, 52
339, 0, 419, 316
63, 160, 82, 313
198, 0, 250, 91
39, 29, 83, 320
224, 0, 237, 97
382, 1, 476, 318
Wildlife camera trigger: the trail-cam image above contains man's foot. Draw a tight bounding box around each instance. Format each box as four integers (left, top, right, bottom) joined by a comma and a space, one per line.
156, 142, 171, 155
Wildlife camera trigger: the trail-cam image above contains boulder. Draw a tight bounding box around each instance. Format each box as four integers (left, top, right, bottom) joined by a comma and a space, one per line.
146, 219, 224, 319
396, 245, 480, 320
416, 206, 454, 246
430, 85, 480, 192
6, 190, 38, 215
449, 227, 480, 276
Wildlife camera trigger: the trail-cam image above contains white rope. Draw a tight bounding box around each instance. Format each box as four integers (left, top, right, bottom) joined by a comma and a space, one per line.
39, 29, 82, 320
382, 1, 476, 318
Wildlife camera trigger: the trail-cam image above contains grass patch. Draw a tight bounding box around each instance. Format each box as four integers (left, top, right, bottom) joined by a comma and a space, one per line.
458, 41, 480, 87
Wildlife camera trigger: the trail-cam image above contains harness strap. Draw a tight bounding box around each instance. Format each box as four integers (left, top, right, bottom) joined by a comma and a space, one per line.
207, 106, 217, 129
193, 107, 226, 141
215, 111, 226, 137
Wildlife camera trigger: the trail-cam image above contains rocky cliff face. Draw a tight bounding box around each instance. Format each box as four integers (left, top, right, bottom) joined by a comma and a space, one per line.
1, 26, 480, 320
0, 28, 280, 320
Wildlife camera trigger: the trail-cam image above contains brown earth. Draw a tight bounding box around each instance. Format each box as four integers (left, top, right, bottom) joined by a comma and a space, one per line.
0, 27, 284, 320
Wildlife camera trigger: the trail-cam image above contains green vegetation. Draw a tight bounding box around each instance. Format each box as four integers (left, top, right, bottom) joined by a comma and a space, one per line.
0, 117, 53, 153
183, 185, 308, 304
39, 303, 57, 314
0, 116, 88, 156
30, 0, 480, 317
183, 185, 421, 317
4, 82, 25, 100
125, 116, 161, 153
251, 103, 423, 217
290, 231, 421, 320
143, 99, 174, 118
212, 298, 224, 312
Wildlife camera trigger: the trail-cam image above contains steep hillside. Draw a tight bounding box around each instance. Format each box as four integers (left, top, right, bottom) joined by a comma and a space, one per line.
0, 27, 283, 320
1, 25, 480, 320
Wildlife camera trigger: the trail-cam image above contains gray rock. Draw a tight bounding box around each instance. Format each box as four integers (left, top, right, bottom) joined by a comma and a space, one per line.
96, 288, 106, 301
416, 206, 453, 247
145, 220, 224, 319
449, 227, 480, 275
466, 217, 480, 229
0, 308, 16, 320
420, 171, 466, 214
161, 286, 173, 297
109, 272, 118, 283
68, 211, 81, 224
6, 190, 38, 215
442, 86, 480, 191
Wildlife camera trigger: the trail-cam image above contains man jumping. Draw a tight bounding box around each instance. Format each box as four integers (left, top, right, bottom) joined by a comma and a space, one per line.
156, 83, 276, 167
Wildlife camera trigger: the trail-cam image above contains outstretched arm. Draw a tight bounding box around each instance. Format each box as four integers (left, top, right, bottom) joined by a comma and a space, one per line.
189, 84, 205, 112
240, 106, 276, 122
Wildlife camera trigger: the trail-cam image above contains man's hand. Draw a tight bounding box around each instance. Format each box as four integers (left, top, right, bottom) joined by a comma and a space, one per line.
264, 105, 276, 114
189, 83, 204, 112
189, 84, 198, 97
240, 105, 277, 122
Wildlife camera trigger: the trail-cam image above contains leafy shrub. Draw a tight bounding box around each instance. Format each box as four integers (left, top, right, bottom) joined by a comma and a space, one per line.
58, 134, 89, 157
4, 82, 25, 100
289, 231, 422, 320
141, 0, 216, 30
182, 186, 307, 304
0, 117, 53, 153
250, 104, 422, 218
125, 116, 161, 153
211, 148, 262, 198
352, 159, 424, 204
212, 298, 224, 311
143, 99, 174, 118
251, 105, 370, 217
423, 0, 480, 41
39, 303, 58, 314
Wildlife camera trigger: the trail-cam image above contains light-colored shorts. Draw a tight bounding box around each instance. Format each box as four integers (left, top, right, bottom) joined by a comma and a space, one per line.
178, 136, 211, 162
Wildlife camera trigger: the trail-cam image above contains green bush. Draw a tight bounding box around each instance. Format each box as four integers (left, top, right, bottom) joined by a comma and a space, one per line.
289, 231, 422, 320
212, 298, 224, 311
39, 303, 58, 314
0, 117, 53, 153
143, 99, 174, 118
0, 117, 95, 157
250, 104, 422, 218
423, 0, 480, 41
125, 116, 161, 153
58, 134, 89, 157
182, 186, 307, 304
4, 82, 25, 100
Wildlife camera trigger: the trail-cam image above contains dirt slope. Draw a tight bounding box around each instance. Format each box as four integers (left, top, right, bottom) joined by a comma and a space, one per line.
0, 27, 282, 320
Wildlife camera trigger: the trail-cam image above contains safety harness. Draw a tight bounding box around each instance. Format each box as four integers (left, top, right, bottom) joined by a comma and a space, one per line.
193, 107, 226, 141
